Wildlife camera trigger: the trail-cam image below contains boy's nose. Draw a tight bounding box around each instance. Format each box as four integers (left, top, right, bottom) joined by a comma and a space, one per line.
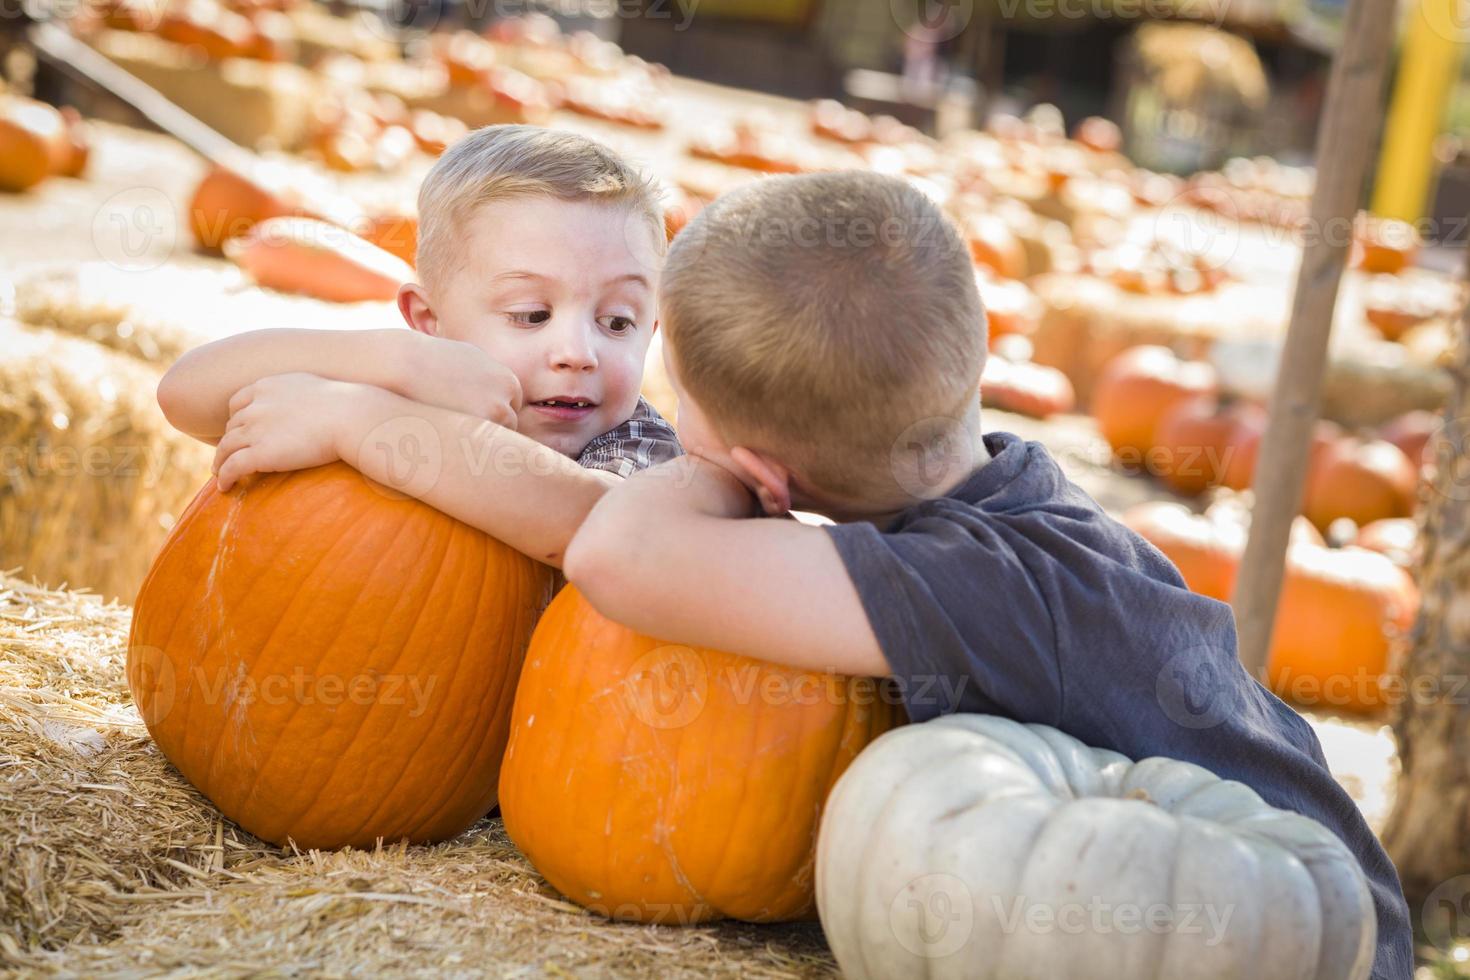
550, 322, 599, 372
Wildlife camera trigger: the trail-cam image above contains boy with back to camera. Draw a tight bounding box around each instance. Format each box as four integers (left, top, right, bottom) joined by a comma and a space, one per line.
563, 171, 1411, 977
157, 126, 680, 567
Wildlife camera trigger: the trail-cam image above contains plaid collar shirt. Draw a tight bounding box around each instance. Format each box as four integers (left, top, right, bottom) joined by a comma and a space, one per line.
574, 397, 683, 478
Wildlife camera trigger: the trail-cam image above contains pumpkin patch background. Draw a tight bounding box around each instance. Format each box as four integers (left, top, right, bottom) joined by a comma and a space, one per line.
3, 1, 1470, 975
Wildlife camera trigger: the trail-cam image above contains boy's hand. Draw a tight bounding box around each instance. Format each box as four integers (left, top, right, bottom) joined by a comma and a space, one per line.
212, 373, 356, 491
398, 335, 522, 430
675, 453, 763, 519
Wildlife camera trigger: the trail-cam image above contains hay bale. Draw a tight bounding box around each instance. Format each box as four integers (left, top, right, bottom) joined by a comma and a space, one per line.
86, 29, 317, 152
286, 7, 398, 66
8, 262, 403, 368
1029, 273, 1227, 404
1029, 270, 1452, 425
0, 572, 836, 976
0, 320, 210, 604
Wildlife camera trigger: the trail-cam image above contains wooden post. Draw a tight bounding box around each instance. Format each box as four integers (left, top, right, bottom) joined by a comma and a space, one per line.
1231, 0, 1399, 677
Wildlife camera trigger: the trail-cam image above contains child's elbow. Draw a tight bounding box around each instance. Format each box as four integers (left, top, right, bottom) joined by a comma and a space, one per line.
155, 368, 186, 427
562, 522, 624, 610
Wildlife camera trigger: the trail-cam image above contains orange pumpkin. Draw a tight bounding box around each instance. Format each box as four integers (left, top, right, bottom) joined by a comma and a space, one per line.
188, 164, 299, 251
1150, 396, 1266, 496
1303, 437, 1418, 531
1219, 417, 1341, 494
360, 211, 418, 267
1123, 501, 1322, 604
1267, 544, 1418, 714
499, 587, 903, 923
964, 213, 1027, 279
977, 273, 1041, 342
1354, 517, 1419, 568
225, 216, 411, 302
981, 355, 1075, 419
1122, 502, 1244, 602
1353, 215, 1418, 275
1091, 346, 1218, 467
158, 3, 257, 60
409, 108, 467, 157
0, 97, 68, 192
54, 107, 90, 178
128, 463, 555, 848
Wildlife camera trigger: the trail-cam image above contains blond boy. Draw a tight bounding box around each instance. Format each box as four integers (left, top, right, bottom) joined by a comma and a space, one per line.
158, 126, 680, 566
564, 171, 1410, 978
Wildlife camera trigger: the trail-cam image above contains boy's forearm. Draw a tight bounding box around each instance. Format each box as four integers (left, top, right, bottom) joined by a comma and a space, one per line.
336, 386, 613, 567
158, 328, 415, 442
565, 460, 891, 677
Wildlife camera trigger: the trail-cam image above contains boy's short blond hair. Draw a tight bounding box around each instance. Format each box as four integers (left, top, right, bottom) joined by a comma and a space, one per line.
416, 125, 663, 292
661, 171, 985, 499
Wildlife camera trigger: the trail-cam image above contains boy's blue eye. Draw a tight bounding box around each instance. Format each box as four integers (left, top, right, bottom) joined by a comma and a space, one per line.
509, 310, 551, 325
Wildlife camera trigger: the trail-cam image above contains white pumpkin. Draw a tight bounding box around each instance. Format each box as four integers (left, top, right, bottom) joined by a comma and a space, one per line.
815, 714, 1375, 980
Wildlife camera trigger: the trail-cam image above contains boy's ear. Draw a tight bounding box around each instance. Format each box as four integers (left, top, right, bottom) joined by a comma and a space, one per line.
729, 446, 793, 516
397, 283, 438, 336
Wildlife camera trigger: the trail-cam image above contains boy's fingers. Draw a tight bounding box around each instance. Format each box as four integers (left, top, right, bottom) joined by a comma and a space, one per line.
228, 385, 255, 415
216, 449, 257, 492
493, 403, 518, 430
211, 429, 245, 474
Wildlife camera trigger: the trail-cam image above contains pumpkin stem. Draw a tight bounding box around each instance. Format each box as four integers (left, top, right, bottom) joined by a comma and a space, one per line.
1125, 787, 1156, 806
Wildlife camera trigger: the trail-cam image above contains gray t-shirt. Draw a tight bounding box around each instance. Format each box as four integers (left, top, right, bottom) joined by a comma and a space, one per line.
825, 430, 1410, 980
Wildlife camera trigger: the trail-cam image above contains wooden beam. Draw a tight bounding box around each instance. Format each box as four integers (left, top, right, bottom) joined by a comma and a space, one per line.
1231, 0, 1399, 677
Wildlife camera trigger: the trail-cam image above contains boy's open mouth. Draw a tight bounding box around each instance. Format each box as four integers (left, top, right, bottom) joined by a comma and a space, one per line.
530, 397, 599, 421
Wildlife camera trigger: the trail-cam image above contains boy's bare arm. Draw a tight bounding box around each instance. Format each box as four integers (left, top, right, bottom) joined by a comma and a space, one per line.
330, 384, 616, 567
157, 328, 518, 444
563, 457, 891, 677
211, 374, 613, 566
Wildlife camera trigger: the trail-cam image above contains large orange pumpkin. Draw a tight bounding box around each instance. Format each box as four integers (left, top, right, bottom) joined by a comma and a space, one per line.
128, 463, 555, 849
359, 210, 418, 267
1267, 544, 1419, 714
982, 354, 1075, 419
1091, 345, 1218, 467
1150, 396, 1266, 496
1123, 500, 1323, 603
1302, 437, 1418, 531
188, 164, 300, 251
1122, 501, 1244, 602
498, 587, 903, 924
224, 216, 411, 302
0, 97, 68, 192
1219, 417, 1342, 494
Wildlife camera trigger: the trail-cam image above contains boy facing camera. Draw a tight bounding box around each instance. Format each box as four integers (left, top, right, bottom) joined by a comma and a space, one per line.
564, 171, 1410, 977
157, 126, 680, 566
